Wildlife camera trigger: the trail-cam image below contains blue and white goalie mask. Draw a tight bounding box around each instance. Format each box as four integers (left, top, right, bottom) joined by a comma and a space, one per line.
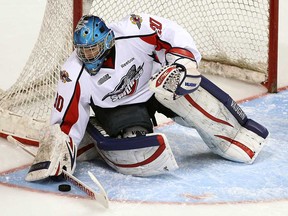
73, 15, 115, 75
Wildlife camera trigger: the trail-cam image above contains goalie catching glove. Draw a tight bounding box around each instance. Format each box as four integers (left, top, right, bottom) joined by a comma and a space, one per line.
25, 124, 77, 181
150, 55, 201, 100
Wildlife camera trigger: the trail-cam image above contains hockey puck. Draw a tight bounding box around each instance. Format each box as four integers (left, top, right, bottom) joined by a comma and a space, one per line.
58, 184, 71, 192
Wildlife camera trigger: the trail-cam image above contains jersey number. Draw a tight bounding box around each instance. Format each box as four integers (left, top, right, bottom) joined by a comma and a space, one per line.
149, 17, 162, 35
54, 93, 64, 112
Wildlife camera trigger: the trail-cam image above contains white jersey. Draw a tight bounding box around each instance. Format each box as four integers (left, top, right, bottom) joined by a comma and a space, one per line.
50, 13, 201, 144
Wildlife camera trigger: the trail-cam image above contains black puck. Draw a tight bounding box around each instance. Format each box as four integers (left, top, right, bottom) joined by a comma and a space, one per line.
58, 184, 71, 192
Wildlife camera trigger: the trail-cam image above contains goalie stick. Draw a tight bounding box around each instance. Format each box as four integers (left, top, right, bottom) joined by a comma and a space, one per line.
6, 135, 109, 208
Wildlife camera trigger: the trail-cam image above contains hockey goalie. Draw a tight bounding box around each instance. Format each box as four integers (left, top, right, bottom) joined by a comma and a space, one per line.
0, 13, 268, 182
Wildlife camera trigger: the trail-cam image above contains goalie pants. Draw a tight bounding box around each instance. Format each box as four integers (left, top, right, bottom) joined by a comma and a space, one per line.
90, 96, 177, 137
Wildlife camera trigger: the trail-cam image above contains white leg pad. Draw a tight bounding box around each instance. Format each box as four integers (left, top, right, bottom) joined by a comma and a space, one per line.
155, 85, 268, 164
86, 119, 178, 176
95, 133, 178, 176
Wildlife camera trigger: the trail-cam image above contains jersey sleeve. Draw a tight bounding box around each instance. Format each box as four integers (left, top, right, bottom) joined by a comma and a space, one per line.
111, 14, 201, 64
50, 52, 91, 145
148, 14, 202, 64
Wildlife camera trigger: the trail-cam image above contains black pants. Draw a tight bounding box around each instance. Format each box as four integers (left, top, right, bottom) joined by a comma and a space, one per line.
90, 95, 177, 137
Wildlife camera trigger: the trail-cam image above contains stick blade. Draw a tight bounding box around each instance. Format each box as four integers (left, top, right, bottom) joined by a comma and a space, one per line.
88, 171, 109, 208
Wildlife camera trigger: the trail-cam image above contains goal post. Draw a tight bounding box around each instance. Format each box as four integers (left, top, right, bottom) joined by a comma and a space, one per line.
0, 0, 279, 123
267, 0, 279, 93
73, 0, 83, 31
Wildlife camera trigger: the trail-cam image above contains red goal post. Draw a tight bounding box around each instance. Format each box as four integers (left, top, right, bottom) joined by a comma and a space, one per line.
267, 0, 279, 93
0, 0, 279, 122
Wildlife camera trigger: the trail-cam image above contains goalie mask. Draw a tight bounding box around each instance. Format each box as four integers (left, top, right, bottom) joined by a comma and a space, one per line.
73, 15, 115, 75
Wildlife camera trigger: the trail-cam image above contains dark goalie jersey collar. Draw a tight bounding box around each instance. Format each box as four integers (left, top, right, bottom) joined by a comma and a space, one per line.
102, 46, 116, 69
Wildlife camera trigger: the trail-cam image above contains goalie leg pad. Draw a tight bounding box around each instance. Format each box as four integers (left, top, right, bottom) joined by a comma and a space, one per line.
155, 76, 269, 163
213, 119, 267, 164
86, 120, 178, 176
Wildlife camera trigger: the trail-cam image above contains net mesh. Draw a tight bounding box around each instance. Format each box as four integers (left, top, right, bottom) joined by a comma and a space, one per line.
0, 0, 271, 120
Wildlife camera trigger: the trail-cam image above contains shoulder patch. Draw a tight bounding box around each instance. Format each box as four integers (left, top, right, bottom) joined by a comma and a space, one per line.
60, 70, 72, 83
130, 14, 142, 29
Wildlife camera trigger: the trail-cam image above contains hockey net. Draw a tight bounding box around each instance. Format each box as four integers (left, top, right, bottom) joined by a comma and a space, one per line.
0, 0, 277, 121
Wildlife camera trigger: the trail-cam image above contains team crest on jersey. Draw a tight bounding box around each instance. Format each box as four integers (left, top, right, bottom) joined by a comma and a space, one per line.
60, 70, 72, 83
130, 14, 142, 29
102, 63, 144, 102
